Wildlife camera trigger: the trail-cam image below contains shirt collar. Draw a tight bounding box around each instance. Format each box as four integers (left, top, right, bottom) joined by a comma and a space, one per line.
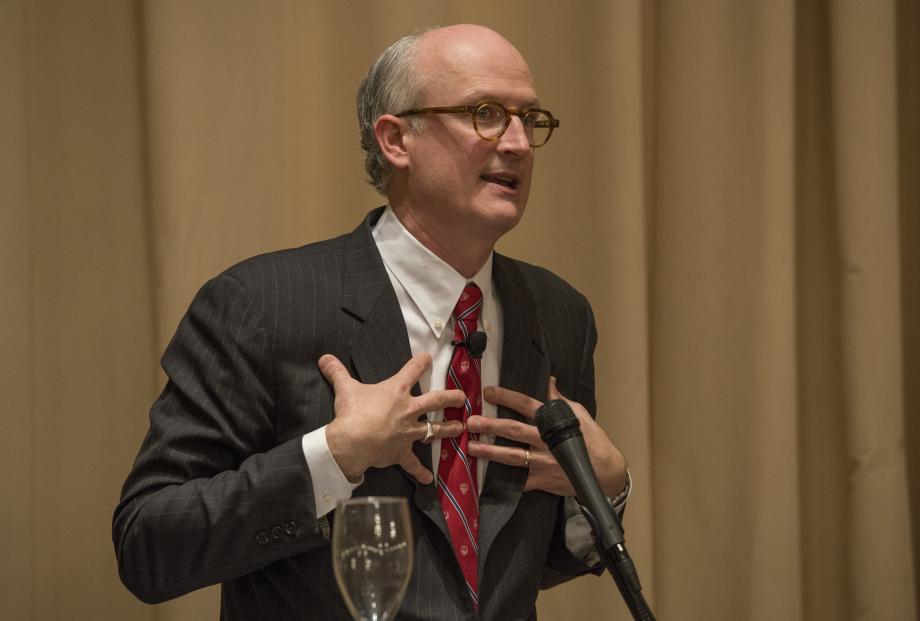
372, 206, 494, 339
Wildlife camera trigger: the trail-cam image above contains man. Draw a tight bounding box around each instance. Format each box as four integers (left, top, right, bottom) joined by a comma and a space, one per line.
114, 24, 629, 620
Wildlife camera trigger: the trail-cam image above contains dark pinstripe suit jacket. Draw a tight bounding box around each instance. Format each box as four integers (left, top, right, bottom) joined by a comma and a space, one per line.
114, 208, 600, 620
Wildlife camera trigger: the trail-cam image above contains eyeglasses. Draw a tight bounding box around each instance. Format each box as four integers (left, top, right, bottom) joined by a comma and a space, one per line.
395, 101, 560, 147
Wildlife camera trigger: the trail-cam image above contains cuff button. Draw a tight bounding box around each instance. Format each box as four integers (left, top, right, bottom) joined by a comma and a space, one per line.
271, 526, 284, 540
255, 530, 270, 545
284, 521, 297, 537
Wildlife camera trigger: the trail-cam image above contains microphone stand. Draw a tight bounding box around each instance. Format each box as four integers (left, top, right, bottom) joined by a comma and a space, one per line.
579, 504, 656, 621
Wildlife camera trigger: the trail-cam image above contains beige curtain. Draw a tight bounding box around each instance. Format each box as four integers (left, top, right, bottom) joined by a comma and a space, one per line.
2, 0, 917, 619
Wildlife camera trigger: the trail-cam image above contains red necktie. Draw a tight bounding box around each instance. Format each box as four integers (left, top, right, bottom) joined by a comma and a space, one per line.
439, 283, 482, 606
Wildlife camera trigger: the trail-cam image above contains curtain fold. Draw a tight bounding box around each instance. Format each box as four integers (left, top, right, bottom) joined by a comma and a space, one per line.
897, 0, 920, 609
2, 1, 917, 619
827, 2, 917, 618
649, 2, 803, 618
1, 0, 159, 619
0, 1, 34, 619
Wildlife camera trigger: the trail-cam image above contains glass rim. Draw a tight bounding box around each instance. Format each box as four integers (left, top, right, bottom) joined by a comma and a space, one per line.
336, 495, 409, 509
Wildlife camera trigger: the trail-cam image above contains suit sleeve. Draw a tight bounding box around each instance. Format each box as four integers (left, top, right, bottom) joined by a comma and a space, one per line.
113, 273, 327, 604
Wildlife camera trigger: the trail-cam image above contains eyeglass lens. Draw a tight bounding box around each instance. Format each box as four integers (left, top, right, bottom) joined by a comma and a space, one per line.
473, 103, 553, 147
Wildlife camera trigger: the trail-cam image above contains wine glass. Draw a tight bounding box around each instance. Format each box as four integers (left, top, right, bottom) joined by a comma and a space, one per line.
332, 496, 414, 621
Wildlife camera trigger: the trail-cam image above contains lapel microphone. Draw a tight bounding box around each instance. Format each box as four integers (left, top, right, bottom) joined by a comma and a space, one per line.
452, 331, 487, 359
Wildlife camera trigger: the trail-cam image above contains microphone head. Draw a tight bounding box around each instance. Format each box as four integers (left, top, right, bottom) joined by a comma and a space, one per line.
536, 399, 582, 448
467, 331, 487, 359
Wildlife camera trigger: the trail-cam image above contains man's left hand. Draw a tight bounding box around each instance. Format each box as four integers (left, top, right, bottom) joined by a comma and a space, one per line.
466, 377, 627, 497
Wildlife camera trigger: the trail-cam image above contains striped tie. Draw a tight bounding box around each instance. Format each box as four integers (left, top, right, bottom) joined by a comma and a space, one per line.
439, 283, 482, 606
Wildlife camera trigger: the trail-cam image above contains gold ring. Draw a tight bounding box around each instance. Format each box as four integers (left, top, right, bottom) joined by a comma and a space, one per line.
523, 448, 532, 468
422, 420, 435, 444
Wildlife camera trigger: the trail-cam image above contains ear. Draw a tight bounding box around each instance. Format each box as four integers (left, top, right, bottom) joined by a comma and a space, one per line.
374, 114, 411, 170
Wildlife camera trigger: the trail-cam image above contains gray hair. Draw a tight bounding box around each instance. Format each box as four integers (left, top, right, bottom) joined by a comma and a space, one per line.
356, 28, 435, 194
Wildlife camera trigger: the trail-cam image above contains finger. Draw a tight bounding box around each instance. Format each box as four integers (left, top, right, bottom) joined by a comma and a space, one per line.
483, 385, 542, 419
546, 377, 589, 421
412, 388, 466, 415
392, 352, 433, 389
400, 454, 433, 485
468, 441, 539, 468
413, 420, 464, 443
432, 420, 464, 439
317, 354, 353, 391
466, 415, 541, 445
547, 375, 564, 401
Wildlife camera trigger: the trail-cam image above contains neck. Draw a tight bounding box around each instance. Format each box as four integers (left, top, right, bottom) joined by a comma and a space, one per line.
389, 204, 495, 279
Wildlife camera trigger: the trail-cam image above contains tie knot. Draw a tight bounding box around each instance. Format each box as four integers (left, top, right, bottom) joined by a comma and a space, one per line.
453, 284, 482, 326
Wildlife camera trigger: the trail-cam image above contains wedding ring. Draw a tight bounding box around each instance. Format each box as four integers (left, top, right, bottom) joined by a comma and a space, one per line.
422, 420, 435, 444
523, 448, 532, 468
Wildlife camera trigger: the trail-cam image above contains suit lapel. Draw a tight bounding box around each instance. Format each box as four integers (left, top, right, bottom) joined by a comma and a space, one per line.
341, 208, 413, 383
340, 208, 449, 542
477, 254, 550, 578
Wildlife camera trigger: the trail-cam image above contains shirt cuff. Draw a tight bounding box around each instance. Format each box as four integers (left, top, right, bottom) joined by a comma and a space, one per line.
563, 470, 632, 564
611, 469, 632, 517
302, 426, 363, 518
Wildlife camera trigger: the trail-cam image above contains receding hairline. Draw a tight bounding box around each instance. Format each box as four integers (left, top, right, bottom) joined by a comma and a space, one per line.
409, 25, 535, 105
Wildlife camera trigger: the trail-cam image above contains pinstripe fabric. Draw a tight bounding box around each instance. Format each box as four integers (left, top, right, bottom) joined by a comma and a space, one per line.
113, 208, 601, 620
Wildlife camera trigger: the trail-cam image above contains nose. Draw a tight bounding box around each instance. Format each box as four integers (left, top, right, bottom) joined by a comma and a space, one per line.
498, 115, 531, 156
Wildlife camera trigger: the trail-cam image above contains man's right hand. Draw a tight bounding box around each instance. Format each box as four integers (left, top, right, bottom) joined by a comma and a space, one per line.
319, 353, 466, 485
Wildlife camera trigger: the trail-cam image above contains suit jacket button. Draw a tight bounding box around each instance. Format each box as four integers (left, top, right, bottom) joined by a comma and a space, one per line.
271, 526, 284, 540
284, 521, 297, 537
255, 530, 270, 545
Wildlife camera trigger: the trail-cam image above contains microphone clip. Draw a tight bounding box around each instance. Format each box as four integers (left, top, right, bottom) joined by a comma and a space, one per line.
451, 330, 487, 359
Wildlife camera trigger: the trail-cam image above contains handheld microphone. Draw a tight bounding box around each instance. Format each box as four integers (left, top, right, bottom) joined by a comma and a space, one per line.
536, 399, 655, 620
452, 331, 487, 359
535, 399, 624, 549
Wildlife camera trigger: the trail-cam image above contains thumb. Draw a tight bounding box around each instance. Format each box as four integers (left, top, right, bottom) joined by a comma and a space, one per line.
400, 454, 434, 485
547, 375, 564, 401
318, 354, 352, 391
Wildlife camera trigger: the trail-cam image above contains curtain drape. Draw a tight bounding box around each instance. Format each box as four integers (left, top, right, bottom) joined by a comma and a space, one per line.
2, 1, 916, 619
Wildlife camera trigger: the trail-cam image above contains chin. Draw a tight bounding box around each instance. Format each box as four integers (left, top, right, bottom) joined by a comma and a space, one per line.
477, 201, 526, 238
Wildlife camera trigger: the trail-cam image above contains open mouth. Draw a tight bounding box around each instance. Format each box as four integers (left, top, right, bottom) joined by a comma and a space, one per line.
481, 174, 519, 190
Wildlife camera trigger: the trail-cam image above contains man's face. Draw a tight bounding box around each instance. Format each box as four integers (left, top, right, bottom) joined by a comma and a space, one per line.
402, 28, 538, 244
